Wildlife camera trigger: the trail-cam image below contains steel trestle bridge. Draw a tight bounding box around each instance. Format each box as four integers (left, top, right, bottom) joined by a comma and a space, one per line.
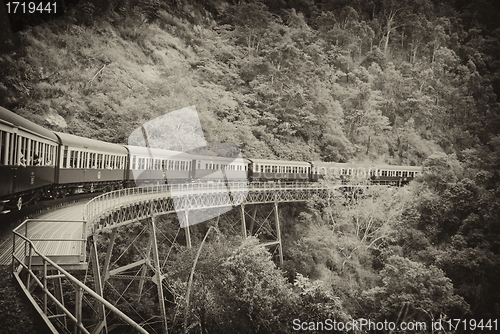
12, 181, 363, 334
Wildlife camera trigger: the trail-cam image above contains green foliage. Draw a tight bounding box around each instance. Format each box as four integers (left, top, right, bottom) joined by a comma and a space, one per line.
362, 256, 469, 323
166, 237, 297, 333
0, 268, 38, 334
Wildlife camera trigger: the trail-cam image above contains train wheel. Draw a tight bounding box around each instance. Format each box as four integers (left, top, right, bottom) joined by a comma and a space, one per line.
16, 197, 23, 211
60, 191, 66, 198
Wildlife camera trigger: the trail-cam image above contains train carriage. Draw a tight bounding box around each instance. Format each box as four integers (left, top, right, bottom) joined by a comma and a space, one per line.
127, 146, 194, 186
248, 159, 311, 182
371, 164, 423, 185
0, 107, 59, 212
312, 161, 423, 185
55, 132, 128, 195
192, 154, 249, 181
312, 161, 378, 183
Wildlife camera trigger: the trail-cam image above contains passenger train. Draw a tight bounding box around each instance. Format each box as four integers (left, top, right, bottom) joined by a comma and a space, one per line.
0, 106, 422, 213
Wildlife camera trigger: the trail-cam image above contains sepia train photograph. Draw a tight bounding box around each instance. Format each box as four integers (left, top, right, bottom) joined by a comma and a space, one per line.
0, 0, 499, 333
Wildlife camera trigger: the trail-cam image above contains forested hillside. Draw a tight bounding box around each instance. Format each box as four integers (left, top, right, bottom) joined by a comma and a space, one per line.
2, 0, 499, 163
1, 0, 499, 333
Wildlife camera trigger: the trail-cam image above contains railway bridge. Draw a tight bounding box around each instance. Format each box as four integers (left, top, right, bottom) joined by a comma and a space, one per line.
11, 181, 363, 334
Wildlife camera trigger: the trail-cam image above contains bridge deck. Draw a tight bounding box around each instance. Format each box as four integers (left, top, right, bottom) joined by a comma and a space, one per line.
12, 219, 87, 269
0, 202, 87, 266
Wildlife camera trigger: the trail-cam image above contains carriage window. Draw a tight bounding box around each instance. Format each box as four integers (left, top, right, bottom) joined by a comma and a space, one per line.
26, 138, 32, 165
62, 146, 68, 167
83, 152, 88, 168
0, 130, 5, 165
50, 145, 55, 166
1, 131, 12, 165
1, 131, 7, 165
34, 141, 41, 166
78, 151, 83, 168
75, 151, 80, 168
9, 133, 17, 166
18, 136, 26, 166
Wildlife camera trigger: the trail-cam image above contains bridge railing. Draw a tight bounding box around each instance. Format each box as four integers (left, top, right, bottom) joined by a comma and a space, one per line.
12, 221, 149, 334
83, 181, 332, 227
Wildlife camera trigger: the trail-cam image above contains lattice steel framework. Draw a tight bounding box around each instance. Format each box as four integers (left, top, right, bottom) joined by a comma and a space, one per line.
84, 182, 360, 232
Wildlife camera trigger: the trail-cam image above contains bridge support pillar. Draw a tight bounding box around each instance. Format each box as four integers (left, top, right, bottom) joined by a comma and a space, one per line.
75, 287, 83, 334
138, 231, 153, 302
102, 229, 116, 283
274, 201, 283, 267
241, 204, 247, 238
90, 235, 107, 333
248, 206, 257, 236
150, 215, 168, 334
53, 272, 67, 328
184, 210, 191, 248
